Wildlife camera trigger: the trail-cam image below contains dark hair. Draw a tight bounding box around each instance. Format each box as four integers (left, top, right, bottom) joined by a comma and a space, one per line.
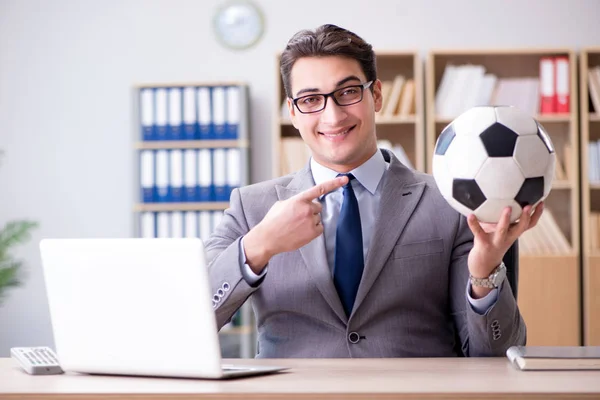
280, 24, 377, 98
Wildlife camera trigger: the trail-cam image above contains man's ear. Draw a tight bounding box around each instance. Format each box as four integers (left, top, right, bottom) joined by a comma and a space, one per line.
373, 79, 383, 113
287, 97, 298, 129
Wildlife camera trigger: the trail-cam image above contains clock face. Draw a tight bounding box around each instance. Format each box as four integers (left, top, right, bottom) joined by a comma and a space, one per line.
213, 1, 265, 50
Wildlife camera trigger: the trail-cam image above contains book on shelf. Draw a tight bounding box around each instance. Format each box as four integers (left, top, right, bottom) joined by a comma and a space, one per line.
507, 346, 600, 370
434, 56, 569, 119
518, 208, 571, 255
588, 65, 600, 115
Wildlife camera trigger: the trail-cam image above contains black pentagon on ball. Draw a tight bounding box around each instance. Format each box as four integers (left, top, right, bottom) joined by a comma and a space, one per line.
453, 178, 486, 211
435, 123, 456, 155
515, 177, 544, 208
536, 122, 555, 153
479, 122, 518, 157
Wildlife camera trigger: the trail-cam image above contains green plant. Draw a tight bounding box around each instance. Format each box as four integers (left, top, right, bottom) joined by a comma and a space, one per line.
0, 150, 38, 304
0, 221, 38, 304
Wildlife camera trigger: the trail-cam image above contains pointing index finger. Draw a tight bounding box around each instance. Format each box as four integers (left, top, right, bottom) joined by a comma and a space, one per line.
298, 175, 348, 201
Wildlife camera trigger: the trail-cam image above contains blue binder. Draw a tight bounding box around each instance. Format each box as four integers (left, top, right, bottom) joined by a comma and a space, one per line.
167, 87, 183, 141
226, 86, 240, 140
183, 86, 197, 141
140, 88, 155, 141
197, 86, 213, 140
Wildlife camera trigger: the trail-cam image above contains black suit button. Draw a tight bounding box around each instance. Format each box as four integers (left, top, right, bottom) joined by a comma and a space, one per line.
348, 332, 360, 344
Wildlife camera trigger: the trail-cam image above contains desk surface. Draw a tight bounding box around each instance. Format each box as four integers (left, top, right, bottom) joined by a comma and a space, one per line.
1, 357, 600, 400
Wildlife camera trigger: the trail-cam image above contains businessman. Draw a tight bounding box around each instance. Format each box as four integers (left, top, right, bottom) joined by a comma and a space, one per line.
206, 24, 538, 358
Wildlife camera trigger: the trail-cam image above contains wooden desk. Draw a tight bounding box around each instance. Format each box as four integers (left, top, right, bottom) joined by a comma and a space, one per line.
1, 357, 600, 399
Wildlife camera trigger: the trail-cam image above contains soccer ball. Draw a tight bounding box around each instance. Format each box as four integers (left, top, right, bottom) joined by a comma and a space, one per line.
432, 106, 555, 223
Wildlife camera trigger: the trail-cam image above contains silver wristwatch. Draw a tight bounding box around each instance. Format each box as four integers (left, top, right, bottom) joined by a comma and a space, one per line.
469, 262, 507, 288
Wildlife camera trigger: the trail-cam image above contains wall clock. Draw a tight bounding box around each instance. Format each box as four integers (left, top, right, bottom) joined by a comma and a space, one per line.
213, 1, 265, 50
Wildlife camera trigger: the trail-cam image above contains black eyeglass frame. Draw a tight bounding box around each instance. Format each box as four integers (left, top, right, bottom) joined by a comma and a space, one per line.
291, 80, 374, 114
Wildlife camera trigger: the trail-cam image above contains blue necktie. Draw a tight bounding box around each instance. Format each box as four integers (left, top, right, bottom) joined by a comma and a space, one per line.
333, 173, 364, 317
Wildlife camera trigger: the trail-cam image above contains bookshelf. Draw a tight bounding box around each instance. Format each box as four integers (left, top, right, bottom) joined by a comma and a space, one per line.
132, 81, 255, 358
580, 48, 600, 346
272, 51, 425, 178
426, 49, 580, 346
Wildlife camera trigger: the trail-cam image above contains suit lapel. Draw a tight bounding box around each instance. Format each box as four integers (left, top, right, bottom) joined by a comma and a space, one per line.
275, 165, 348, 324
351, 151, 426, 317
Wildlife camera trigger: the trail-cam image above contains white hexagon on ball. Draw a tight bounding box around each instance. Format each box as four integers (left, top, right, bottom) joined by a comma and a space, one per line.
494, 106, 538, 135
514, 135, 553, 178
475, 198, 522, 224
475, 158, 525, 200
444, 134, 488, 179
451, 106, 496, 137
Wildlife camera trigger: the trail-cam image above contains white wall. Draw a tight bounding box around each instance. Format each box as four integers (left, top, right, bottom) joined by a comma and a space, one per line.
0, 0, 598, 356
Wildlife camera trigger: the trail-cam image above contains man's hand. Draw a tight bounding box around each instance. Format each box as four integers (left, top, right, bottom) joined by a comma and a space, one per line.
466, 202, 544, 298
242, 175, 349, 274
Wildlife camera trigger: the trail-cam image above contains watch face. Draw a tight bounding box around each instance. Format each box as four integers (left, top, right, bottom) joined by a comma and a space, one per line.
492, 263, 507, 286
213, 1, 264, 50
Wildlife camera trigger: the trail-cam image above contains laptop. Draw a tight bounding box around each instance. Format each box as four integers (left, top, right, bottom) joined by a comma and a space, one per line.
39, 237, 288, 379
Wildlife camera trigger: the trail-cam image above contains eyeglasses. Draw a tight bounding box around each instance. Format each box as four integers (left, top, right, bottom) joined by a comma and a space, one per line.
292, 81, 374, 114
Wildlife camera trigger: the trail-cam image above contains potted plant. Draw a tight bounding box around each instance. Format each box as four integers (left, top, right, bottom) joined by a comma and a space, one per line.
0, 150, 38, 304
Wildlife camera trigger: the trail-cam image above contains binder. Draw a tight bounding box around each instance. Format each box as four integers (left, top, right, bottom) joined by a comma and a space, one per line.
197, 148, 213, 201
155, 150, 169, 202
140, 212, 156, 238
140, 150, 154, 203
226, 86, 240, 139
169, 150, 184, 202
212, 86, 227, 139
184, 211, 198, 238
168, 87, 183, 140
555, 57, 570, 113
197, 86, 212, 140
226, 148, 241, 198
170, 211, 184, 238
212, 210, 224, 232
539, 57, 556, 114
156, 212, 170, 238
182, 86, 197, 140
183, 149, 198, 202
154, 88, 169, 140
212, 148, 228, 201
139, 88, 155, 141
198, 210, 212, 244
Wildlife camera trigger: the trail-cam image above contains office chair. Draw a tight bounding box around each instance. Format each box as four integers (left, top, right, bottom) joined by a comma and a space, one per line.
502, 240, 519, 300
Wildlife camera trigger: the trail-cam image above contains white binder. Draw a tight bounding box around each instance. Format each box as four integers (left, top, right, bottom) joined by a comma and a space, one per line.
155, 150, 169, 202
170, 211, 184, 238
169, 150, 183, 202
140, 150, 154, 202
168, 87, 183, 140
183, 149, 198, 202
139, 212, 156, 238
154, 88, 168, 140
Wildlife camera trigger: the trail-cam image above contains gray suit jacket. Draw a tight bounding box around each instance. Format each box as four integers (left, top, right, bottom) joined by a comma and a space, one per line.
206, 149, 526, 358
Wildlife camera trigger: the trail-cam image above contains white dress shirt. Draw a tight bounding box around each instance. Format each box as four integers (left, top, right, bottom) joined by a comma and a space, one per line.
240, 150, 499, 314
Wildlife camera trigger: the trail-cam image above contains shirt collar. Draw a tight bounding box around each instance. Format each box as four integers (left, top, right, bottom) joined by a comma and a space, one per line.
310, 149, 386, 196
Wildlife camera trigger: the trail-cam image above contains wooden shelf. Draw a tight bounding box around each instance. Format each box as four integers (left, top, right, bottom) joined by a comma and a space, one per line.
134, 202, 229, 212
272, 51, 425, 178
580, 47, 600, 346
552, 180, 572, 190
135, 140, 249, 150
426, 48, 580, 346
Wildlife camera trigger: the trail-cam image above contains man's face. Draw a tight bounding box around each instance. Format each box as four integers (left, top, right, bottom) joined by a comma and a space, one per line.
287, 56, 382, 173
